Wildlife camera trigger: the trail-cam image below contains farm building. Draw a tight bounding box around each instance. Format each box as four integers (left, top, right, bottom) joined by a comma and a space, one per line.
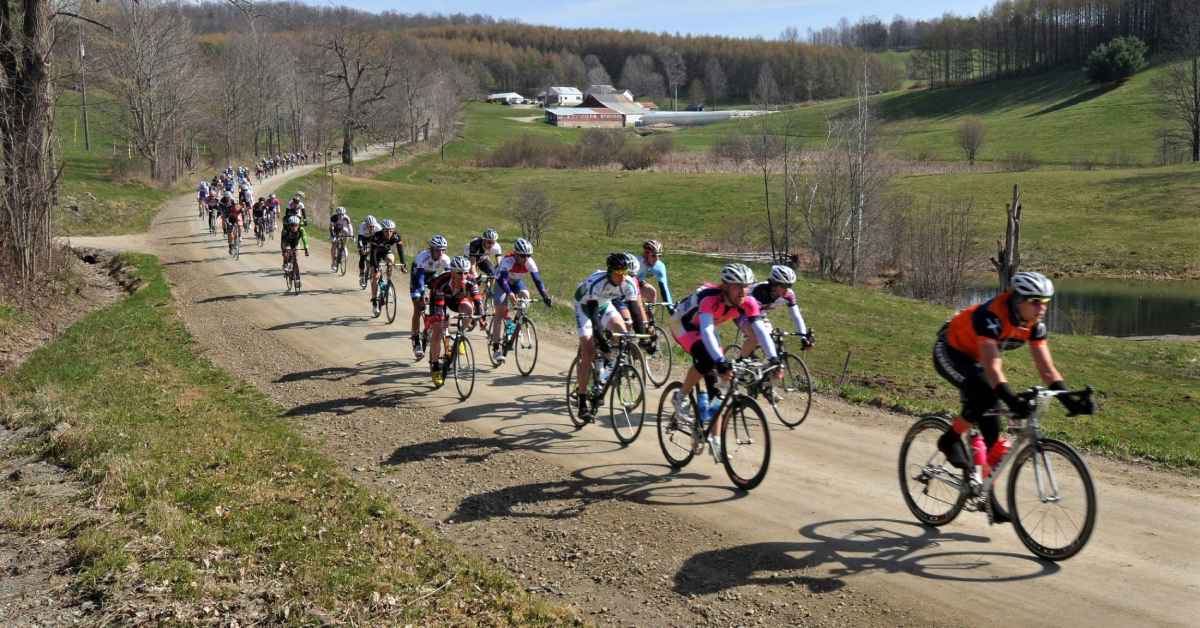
586, 85, 636, 101
546, 86, 584, 106
486, 92, 526, 104
545, 107, 624, 128
580, 93, 648, 126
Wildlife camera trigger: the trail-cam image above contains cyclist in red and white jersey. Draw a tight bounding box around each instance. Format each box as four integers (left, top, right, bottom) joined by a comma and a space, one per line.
488, 238, 552, 364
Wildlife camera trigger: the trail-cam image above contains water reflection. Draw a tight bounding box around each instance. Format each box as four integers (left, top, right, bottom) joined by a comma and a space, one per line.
961, 279, 1200, 337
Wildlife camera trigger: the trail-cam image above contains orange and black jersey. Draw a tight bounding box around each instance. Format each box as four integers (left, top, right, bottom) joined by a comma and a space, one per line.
944, 291, 1048, 362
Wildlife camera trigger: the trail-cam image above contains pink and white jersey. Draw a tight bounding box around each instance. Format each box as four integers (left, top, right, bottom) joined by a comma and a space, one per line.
672, 284, 763, 333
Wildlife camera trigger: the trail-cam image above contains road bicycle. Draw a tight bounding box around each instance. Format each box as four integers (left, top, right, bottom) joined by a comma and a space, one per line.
898, 386, 1097, 561
331, 234, 349, 276
376, 262, 397, 323
476, 272, 496, 324
254, 217, 266, 246
431, 313, 482, 401
565, 331, 650, 445
639, 301, 675, 389
228, 223, 241, 260
207, 208, 217, 234
282, 249, 302, 294
489, 297, 539, 376
725, 328, 815, 428
656, 361, 772, 491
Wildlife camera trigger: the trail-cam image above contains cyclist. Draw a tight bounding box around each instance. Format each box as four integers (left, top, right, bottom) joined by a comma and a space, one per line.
218, 191, 236, 235
251, 197, 268, 240
285, 193, 307, 225
638, 239, 673, 307
426, 255, 484, 385
670, 263, 778, 461
328, 206, 354, 271
489, 238, 553, 364
464, 228, 502, 277
239, 181, 254, 206
267, 194, 281, 231
367, 219, 407, 318
226, 201, 247, 253
409, 235, 451, 358
205, 191, 220, 226
357, 214, 381, 283
933, 271, 1091, 520
196, 179, 210, 213
735, 265, 813, 358
280, 215, 309, 286
572, 253, 645, 420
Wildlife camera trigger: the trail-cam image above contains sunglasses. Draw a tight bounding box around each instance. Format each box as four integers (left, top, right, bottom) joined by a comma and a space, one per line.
611, 269, 628, 276
1025, 297, 1052, 304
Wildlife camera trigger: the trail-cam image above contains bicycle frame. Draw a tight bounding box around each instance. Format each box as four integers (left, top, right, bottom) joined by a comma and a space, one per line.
586, 333, 649, 402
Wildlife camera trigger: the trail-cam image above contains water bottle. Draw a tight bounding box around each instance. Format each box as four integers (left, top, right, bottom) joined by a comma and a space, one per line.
697, 391, 711, 425
596, 358, 611, 385
505, 319, 516, 337
707, 394, 725, 420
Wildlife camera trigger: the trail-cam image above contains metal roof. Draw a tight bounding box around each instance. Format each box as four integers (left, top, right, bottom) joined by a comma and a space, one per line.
582, 93, 647, 116
546, 107, 619, 117
548, 86, 582, 96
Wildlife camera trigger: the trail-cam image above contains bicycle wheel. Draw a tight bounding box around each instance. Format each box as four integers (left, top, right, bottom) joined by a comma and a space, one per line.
383, 282, 397, 324
609, 364, 646, 445
564, 354, 590, 428
642, 325, 674, 388
898, 416, 969, 526
337, 246, 348, 276
233, 233, 241, 260
771, 354, 814, 428
721, 396, 771, 491
1007, 438, 1097, 561
656, 382, 696, 469
451, 335, 476, 401
513, 318, 539, 376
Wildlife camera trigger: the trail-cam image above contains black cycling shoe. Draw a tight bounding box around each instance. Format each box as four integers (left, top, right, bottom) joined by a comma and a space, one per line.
577, 394, 593, 422
989, 493, 1011, 524
937, 429, 970, 470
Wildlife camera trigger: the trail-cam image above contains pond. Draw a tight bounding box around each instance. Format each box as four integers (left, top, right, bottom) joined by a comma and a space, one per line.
960, 278, 1200, 338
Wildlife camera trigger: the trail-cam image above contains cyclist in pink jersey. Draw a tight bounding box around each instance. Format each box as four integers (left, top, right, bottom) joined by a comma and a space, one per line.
669, 263, 778, 461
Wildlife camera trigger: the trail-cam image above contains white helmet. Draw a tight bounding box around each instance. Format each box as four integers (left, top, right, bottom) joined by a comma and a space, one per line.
643, 239, 663, 255
428, 234, 448, 250
335, 206, 347, 216
514, 238, 533, 255
449, 255, 472, 273
286, 215, 300, 225
1011, 271, 1054, 299
380, 219, 396, 230
482, 228, 498, 241
720, 263, 755, 285
623, 252, 641, 276
366, 214, 379, 228
768, 265, 797, 285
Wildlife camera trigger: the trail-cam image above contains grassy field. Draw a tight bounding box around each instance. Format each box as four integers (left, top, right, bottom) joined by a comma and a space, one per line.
674, 64, 1171, 165
277, 148, 1200, 468
54, 91, 178, 236
0, 254, 575, 624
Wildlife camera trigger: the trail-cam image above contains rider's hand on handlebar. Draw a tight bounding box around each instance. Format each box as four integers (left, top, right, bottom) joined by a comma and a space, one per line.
398, 263, 408, 274
1058, 391, 1095, 416
542, 295, 553, 308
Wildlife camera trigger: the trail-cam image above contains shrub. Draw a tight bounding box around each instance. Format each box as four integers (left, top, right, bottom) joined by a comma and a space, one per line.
482, 134, 570, 168
710, 133, 751, 162
1085, 36, 1148, 83
957, 117, 986, 165
507, 185, 558, 246
594, 199, 632, 237
1000, 151, 1039, 172
574, 129, 626, 167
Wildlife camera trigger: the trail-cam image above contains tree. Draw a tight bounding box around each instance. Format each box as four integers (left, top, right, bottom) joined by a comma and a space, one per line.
1085, 36, 1148, 83
1154, 0, 1200, 162
508, 185, 558, 246
704, 57, 727, 107
957, 117, 986, 165
686, 78, 705, 106
583, 53, 611, 86
657, 46, 686, 110
594, 199, 631, 237
391, 37, 434, 148
752, 63, 780, 107
98, 1, 197, 181
619, 54, 664, 98
318, 24, 396, 164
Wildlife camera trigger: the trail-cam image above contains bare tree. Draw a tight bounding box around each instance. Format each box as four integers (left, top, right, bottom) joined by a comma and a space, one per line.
957, 117, 986, 165
584, 54, 611, 86
318, 24, 395, 164
657, 46, 686, 110
508, 185, 558, 246
1154, 0, 1200, 162
594, 199, 631, 237
896, 198, 978, 303
429, 62, 474, 160
748, 122, 784, 260
619, 54, 664, 99
704, 57, 727, 108
98, 0, 197, 180
752, 62, 780, 107
391, 36, 433, 149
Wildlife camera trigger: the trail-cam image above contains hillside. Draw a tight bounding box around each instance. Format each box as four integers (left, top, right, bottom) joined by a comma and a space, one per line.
676, 63, 1171, 166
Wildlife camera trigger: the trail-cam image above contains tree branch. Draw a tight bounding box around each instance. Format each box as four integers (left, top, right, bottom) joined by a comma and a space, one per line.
52, 11, 114, 32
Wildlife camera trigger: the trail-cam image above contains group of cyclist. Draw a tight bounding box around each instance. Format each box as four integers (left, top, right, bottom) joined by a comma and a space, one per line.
199, 181, 1087, 499
255, 152, 311, 180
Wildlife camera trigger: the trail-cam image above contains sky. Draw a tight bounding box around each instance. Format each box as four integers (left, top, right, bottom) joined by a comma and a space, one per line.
327, 0, 998, 39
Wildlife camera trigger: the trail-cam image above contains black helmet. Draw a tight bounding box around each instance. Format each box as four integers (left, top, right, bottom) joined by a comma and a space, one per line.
606, 252, 629, 272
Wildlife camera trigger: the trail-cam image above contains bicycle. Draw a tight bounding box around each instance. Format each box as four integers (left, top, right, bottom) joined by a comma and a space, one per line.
639, 301, 676, 389
228, 223, 241, 260
432, 313, 482, 401
357, 246, 370, 290
207, 208, 217, 234
489, 297, 539, 376
282, 249, 302, 294
656, 361, 772, 491
898, 386, 1097, 561
565, 331, 649, 445
331, 234, 349, 276
476, 272, 496, 325
724, 328, 815, 428
254, 217, 266, 246
376, 262, 397, 324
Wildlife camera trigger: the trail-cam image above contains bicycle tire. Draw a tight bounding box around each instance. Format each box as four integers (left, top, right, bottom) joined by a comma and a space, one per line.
514, 318, 539, 376
642, 325, 674, 388
898, 416, 969, 526
337, 245, 348, 276
656, 382, 696, 469
383, 282, 397, 324
609, 364, 646, 445
1007, 438, 1097, 561
564, 354, 590, 428
721, 396, 771, 491
772, 354, 814, 428
452, 335, 476, 401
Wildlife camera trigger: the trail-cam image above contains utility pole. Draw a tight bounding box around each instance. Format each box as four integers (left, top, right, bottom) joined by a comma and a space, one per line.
78, 23, 91, 151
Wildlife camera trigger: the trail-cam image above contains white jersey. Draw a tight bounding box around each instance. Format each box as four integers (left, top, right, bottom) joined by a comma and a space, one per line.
357, 221, 376, 239
496, 253, 539, 280
573, 270, 639, 309
413, 249, 451, 277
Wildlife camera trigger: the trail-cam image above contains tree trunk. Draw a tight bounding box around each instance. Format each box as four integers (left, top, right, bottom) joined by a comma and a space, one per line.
341, 118, 355, 165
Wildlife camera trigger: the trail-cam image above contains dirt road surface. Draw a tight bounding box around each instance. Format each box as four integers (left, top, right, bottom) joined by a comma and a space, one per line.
80, 160, 1200, 626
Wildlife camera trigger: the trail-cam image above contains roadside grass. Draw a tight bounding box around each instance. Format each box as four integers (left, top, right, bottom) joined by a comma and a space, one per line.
674, 64, 1170, 166
280, 160, 1200, 468
0, 254, 576, 624
54, 91, 177, 236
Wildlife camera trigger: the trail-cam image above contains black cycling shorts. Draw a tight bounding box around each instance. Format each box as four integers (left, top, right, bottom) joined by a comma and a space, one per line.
932, 332, 998, 424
